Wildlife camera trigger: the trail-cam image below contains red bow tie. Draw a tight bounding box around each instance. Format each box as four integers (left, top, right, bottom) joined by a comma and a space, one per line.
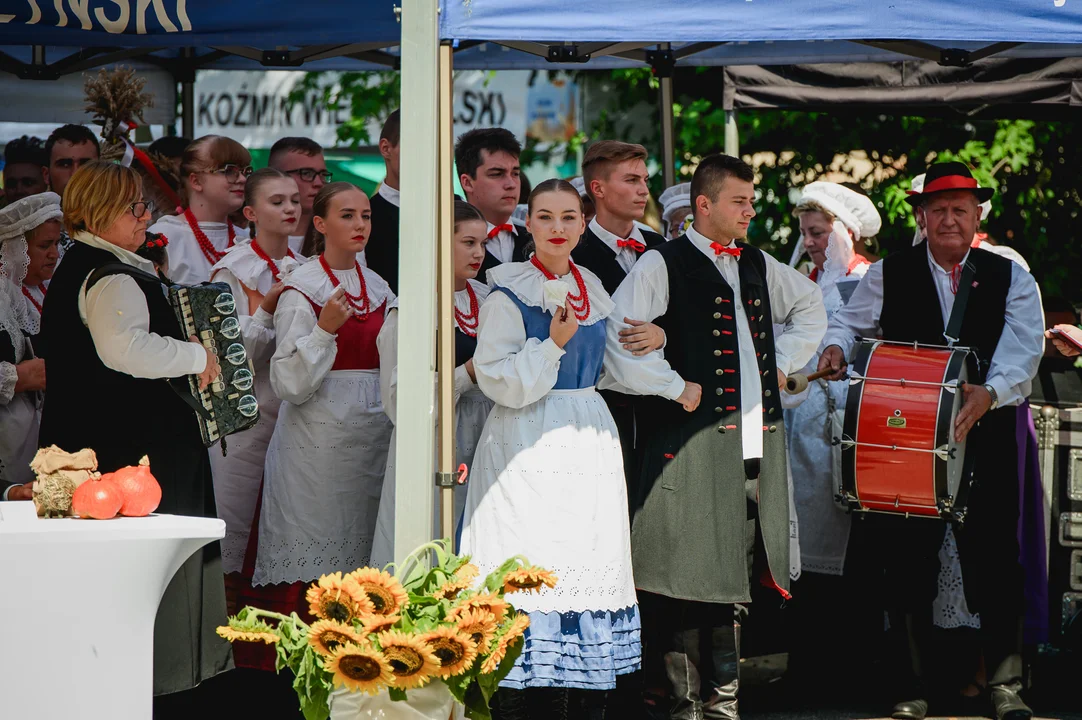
617, 238, 646, 253
487, 224, 514, 240
710, 241, 742, 259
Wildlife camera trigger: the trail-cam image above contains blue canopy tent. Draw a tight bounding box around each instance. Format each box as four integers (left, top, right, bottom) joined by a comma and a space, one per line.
3, 0, 1081, 561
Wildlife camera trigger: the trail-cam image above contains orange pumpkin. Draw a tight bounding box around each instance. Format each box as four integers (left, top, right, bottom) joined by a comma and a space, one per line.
71, 474, 123, 520
106, 456, 162, 517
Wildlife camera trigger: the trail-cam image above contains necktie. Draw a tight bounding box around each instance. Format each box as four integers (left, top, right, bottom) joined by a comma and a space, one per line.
487, 224, 514, 240
617, 238, 646, 253
710, 241, 742, 259
950, 264, 963, 295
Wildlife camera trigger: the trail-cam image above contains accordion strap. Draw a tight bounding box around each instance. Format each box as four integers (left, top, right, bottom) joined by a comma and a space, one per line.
83, 262, 213, 423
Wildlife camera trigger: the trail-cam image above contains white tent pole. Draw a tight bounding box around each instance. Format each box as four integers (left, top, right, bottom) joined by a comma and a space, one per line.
659, 75, 675, 187
436, 43, 457, 545
724, 110, 739, 158
394, 0, 440, 563
657, 43, 676, 188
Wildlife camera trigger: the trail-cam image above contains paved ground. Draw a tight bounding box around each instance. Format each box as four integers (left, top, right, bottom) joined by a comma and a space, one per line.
736, 652, 1082, 720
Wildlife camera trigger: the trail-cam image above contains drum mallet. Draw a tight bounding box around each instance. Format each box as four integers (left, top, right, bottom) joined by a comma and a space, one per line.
785, 365, 846, 395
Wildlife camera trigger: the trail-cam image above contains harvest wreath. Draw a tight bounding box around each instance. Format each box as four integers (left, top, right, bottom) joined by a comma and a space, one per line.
217, 540, 556, 720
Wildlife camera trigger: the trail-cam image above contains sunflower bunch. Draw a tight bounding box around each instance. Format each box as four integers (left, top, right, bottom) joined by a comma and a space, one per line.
216, 540, 556, 720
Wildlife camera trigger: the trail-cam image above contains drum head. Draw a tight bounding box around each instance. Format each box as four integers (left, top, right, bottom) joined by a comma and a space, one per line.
944, 358, 969, 500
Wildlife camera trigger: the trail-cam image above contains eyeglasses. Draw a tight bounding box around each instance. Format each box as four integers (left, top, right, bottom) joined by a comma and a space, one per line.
129, 201, 149, 219
285, 168, 333, 183
214, 164, 254, 182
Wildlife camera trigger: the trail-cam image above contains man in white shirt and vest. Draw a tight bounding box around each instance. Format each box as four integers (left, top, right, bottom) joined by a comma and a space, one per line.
820, 162, 1044, 720
603, 153, 826, 719
455, 128, 531, 277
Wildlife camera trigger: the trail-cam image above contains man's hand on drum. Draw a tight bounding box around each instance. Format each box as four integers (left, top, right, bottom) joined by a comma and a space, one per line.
817, 345, 848, 381
955, 383, 992, 442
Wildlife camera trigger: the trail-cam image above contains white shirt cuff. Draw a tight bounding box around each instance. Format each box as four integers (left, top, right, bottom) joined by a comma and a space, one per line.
540, 337, 566, 364
662, 375, 686, 402
985, 375, 1018, 409
310, 324, 339, 345
251, 306, 275, 328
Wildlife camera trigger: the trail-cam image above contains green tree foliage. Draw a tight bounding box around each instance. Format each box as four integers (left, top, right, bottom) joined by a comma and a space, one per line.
582, 68, 1079, 302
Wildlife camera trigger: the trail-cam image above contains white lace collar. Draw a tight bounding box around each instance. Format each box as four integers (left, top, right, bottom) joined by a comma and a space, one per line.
212, 239, 306, 290
485, 260, 614, 326
283, 254, 394, 310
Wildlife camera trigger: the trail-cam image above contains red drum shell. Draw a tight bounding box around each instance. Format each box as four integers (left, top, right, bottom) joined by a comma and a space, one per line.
841, 341, 972, 519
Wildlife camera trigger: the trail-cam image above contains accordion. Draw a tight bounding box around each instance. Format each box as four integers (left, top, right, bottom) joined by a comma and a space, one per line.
169, 282, 260, 449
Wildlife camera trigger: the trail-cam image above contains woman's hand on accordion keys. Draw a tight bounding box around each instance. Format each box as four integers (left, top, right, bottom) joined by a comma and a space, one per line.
191, 336, 221, 391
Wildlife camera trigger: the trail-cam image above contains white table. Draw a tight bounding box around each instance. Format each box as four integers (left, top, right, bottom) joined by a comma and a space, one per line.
0, 501, 225, 720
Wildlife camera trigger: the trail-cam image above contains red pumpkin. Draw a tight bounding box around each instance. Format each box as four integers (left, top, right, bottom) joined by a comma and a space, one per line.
71, 474, 124, 520
107, 456, 162, 517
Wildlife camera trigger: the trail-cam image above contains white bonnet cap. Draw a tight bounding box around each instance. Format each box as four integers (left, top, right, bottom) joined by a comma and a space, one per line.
0, 192, 63, 243
795, 182, 881, 239
658, 182, 692, 223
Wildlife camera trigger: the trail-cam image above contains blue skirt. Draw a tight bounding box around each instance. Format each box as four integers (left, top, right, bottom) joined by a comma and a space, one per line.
500, 605, 642, 690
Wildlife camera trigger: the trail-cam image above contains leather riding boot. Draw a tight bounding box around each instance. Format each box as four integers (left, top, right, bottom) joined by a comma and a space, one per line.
664, 629, 703, 720
984, 617, 1032, 720
890, 613, 930, 720
702, 623, 740, 720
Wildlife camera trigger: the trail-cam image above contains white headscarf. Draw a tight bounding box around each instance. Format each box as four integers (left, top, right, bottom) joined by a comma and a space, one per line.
790, 182, 881, 291
0, 192, 63, 353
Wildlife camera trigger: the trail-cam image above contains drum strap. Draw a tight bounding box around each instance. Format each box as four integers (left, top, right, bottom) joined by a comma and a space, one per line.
943, 259, 977, 347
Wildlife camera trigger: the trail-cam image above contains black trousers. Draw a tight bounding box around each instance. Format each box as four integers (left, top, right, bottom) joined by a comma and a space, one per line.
856, 407, 1024, 688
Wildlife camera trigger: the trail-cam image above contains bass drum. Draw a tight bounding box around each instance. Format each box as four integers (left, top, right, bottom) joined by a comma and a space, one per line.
838, 339, 977, 522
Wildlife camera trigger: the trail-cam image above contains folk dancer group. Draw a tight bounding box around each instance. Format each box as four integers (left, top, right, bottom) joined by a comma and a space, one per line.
0, 115, 1055, 720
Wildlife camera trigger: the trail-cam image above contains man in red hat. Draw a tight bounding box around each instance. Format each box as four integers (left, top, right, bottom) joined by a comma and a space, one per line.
819, 161, 1044, 720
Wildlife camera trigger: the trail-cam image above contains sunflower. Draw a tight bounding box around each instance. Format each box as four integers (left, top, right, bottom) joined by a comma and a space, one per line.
503, 567, 558, 594
433, 576, 471, 601
216, 625, 280, 645
306, 573, 373, 623
359, 613, 401, 636
308, 619, 367, 658
377, 630, 441, 689
454, 562, 480, 585
480, 637, 509, 674
326, 642, 394, 695
216, 617, 280, 645
502, 613, 531, 644
421, 626, 479, 678
453, 608, 499, 649
461, 591, 510, 622
347, 568, 409, 616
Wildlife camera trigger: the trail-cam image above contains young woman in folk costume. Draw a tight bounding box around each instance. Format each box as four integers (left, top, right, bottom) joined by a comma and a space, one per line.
0, 192, 61, 501
207, 168, 304, 579
460, 179, 640, 718
369, 197, 494, 567
252, 182, 393, 602
148, 135, 252, 285
780, 181, 880, 688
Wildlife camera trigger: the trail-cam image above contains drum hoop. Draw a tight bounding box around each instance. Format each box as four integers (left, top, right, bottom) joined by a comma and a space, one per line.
934, 349, 967, 516
838, 340, 876, 511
